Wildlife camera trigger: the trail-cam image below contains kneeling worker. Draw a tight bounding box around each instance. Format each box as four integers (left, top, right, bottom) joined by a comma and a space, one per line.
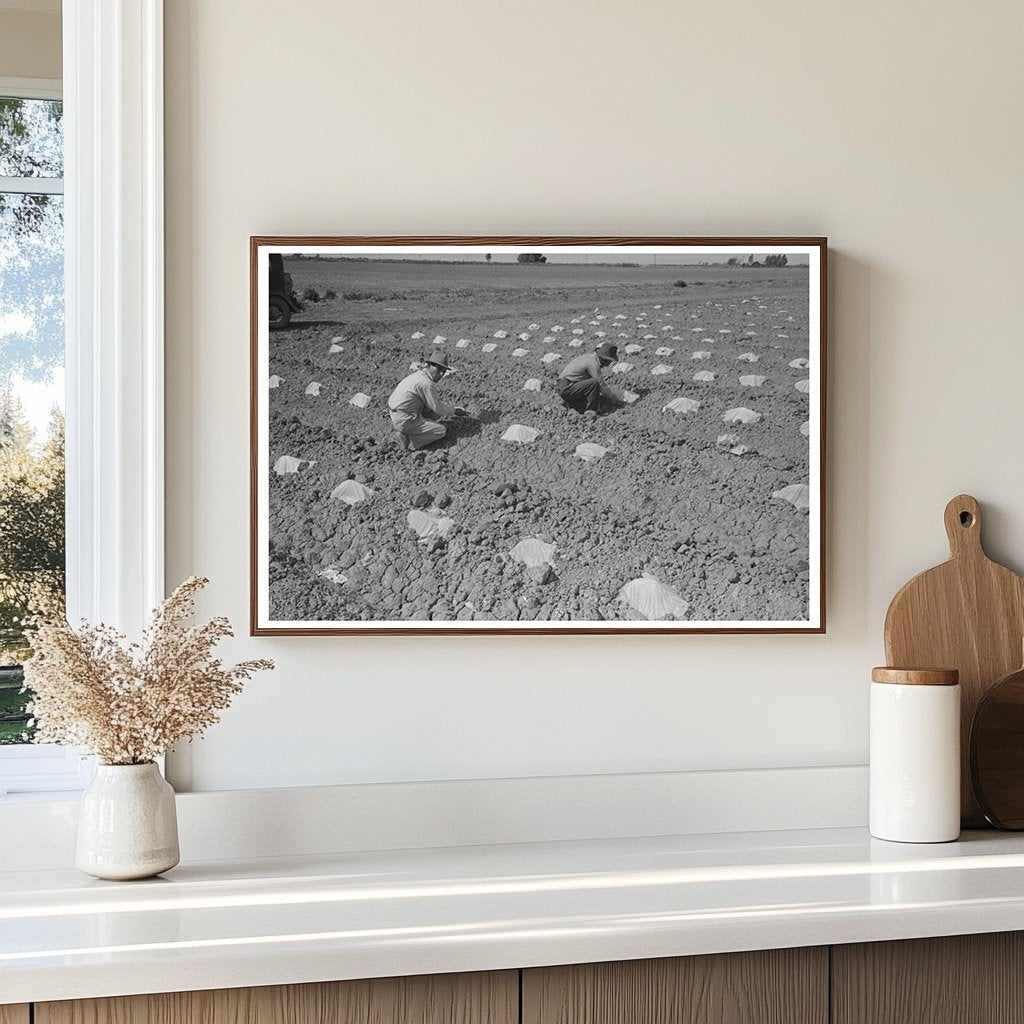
557, 341, 619, 414
389, 350, 465, 450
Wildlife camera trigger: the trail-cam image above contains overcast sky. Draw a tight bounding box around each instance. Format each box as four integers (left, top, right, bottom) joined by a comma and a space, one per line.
294, 252, 811, 266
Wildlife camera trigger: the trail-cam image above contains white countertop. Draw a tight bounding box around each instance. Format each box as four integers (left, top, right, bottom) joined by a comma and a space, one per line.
4, 826, 1024, 1004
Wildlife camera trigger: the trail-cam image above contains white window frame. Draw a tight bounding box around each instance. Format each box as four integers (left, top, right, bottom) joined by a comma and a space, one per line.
0, 0, 164, 797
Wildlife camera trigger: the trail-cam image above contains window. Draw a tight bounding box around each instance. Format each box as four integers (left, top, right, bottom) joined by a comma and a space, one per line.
0, 79, 81, 795
1, 6, 166, 797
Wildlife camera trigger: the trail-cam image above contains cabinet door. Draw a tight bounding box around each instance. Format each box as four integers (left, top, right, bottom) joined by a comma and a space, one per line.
832, 932, 1024, 1024
36, 971, 517, 1024
523, 948, 828, 1024
0, 1007, 29, 1024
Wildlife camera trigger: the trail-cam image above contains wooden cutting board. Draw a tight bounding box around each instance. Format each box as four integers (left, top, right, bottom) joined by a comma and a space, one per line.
884, 494, 1024, 826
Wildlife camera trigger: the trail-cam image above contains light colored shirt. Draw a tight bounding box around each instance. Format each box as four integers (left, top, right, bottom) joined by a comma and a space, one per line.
558, 352, 603, 383
388, 369, 454, 419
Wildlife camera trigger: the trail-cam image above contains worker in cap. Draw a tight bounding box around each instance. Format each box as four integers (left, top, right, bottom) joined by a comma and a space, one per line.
556, 341, 620, 415
388, 350, 467, 450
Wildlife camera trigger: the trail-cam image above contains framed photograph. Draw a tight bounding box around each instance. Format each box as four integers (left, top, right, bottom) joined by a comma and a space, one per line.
250, 237, 826, 635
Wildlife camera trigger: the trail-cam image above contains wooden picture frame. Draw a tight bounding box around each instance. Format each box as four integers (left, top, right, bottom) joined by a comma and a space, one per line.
250, 237, 827, 635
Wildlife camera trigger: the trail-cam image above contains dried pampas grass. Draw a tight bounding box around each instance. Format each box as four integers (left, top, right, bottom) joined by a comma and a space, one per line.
23, 577, 273, 765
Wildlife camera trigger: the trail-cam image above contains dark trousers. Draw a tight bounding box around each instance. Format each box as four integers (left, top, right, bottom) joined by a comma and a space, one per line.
558, 378, 600, 412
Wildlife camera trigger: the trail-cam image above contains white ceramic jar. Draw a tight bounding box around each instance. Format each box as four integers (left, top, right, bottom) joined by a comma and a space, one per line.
76, 762, 180, 880
870, 667, 961, 843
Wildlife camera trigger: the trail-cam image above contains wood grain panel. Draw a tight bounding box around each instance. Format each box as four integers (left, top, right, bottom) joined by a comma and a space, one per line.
832, 932, 1024, 1024
884, 493, 1024, 826
36, 970, 517, 1024
522, 948, 828, 1024
0, 1006, 30, 1024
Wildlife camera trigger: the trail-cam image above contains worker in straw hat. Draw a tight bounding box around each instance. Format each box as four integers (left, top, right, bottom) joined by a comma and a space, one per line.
556, 341, 621, 415
388, 350, 468, 450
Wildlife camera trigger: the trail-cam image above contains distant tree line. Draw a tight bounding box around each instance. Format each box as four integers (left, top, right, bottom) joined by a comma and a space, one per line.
726, 254, 789, 268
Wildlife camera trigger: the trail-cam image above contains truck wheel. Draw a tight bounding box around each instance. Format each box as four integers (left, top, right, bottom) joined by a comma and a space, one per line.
269, 297, 291, 330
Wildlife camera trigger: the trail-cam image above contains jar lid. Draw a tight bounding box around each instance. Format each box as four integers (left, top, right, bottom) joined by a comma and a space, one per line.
871, 667, 959, 686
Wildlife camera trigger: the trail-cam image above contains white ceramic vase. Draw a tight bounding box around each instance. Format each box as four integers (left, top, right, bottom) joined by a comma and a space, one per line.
76, 762, 180, 880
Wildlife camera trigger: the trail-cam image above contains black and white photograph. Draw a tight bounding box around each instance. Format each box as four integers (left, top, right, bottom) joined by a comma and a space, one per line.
251, 239, 825, 634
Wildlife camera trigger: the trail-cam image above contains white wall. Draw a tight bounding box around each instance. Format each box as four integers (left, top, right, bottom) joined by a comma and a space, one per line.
163, 1, 1024, 792
0, 7, 61, 80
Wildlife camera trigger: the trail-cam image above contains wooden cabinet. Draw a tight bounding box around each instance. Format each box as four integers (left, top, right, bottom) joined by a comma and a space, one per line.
832, 932, 1024, 1024
13, 933, 1024, 1024
522, 948, 828, 1024
34, 971, 517, 1024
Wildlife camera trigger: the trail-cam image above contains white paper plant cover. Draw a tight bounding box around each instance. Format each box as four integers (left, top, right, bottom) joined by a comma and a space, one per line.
518, 333, 531, 341
331, 335, 344, 344
407, 509, 455, 541
512, 348, 529, 357
349, 392, 372, 408
624, 344, 643, 355
594, 331, 606, 338
663, 397, 700, 414
655, 347, 675, 356
528, 323, 540, 331
493, 330, 508, 339
789, 357, 809, 369
273, 455, 304, 475
800, 420, 811, 437
510, 537, 557, 568
569, 339, 584, 347
719, 329, 732, 334
737, 353, 759, 362
611, 362, 633, 374
643, 334, 656, 340
432, 335, 447, 345
794, 379, 811, 394
773, 483, 811, 511
650, 364, 673, 375
502, 424, 540, 444
541, 352, 561, 363
523, 378, 542, 391
268, 374, 283, 388
575, 442, 608, 461
331, 479, 375, 505
691, 351, 711, 360
692, 371, 717, 382
329, 343, 344, 354
305, 382, 321, 396
572, 328, 585, 335
317, 566, 348, 585
716, 434, 749, 456
550, 325, 564, 332
722, 407, 761, 424
543, 336, 556, 344
482, 343, 497, 352
411, 331, 425, 339
738, 374, 766, 387
621, 391, 640, 404
456, 339, 471, 348
617, 574, 690, 620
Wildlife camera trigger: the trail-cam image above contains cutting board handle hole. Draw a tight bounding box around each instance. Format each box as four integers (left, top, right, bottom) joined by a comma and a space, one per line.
960, 511, 974, 527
